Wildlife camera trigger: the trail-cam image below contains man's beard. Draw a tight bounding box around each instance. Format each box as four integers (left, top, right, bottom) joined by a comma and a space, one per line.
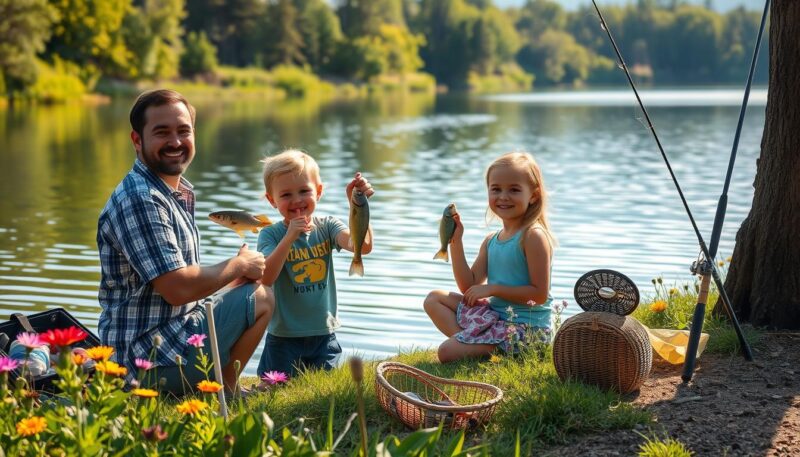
141, 139, 191, 176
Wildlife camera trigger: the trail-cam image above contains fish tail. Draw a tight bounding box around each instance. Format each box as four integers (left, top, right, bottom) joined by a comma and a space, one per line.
255, 214, 272, 226
433, 248, 449, 262
349, 258, 364, 277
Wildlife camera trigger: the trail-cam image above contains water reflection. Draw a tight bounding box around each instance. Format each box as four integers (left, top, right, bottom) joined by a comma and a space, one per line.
0, 89, 765, 372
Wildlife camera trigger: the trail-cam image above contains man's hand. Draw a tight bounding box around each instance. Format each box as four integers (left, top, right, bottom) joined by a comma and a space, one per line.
237, 243, 266, 280
345, 172, 374, 202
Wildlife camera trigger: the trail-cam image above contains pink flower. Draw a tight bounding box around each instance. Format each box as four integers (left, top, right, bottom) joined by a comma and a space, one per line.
0, 356, 19, 373
135, 358, 154, 371
186, 334, 206, 348
260, 370, 289, 385
15, 332, 45, 349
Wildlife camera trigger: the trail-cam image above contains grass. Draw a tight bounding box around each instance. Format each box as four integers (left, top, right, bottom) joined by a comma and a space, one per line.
638, 433, 694, 457
152, 347, 653, 455
632, 264, 762, 356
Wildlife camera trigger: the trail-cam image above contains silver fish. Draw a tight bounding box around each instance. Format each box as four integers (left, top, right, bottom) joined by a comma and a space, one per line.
349, 190, 370, 276
434, 203, 457, 262
209, 210, 272, 238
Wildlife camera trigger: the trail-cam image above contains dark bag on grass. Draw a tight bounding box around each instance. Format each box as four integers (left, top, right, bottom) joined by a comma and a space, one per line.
0, 308, 100, 392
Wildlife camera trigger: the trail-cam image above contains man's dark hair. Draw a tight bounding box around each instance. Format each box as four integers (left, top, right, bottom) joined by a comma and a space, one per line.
129, 89, 196, 136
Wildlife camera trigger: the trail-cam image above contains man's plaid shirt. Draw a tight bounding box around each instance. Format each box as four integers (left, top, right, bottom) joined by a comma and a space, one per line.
97, 159, 203, 376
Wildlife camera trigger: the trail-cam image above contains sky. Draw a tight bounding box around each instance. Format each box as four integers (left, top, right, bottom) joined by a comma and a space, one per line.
493, 0, 761, 11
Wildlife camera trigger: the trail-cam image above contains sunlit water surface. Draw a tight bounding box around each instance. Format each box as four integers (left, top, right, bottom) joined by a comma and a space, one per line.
0, 88, 766, 373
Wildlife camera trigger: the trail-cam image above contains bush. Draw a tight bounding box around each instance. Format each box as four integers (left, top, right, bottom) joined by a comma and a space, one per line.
271, 65, 331, 98
180, 31, 219, 78
25, 58, 86, 103
216, 66, 274, 88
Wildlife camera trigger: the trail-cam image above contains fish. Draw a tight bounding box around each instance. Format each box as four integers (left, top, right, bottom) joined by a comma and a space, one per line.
348, 190, 370, 277
434, 203, 457, 262
208, 210, 272, 238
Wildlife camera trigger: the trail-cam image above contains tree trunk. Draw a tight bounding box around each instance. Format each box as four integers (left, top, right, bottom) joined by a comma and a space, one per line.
717, 0, 800, 329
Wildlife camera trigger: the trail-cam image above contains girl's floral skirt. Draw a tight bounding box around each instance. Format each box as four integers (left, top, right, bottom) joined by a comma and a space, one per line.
455, 303, 550, 353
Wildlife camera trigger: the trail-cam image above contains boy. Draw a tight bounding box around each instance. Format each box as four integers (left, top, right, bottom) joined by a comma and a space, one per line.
257, 149, 374, 378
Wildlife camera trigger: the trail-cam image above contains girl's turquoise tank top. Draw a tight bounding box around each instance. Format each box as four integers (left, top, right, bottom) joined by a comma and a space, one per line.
487, 229, 552, 328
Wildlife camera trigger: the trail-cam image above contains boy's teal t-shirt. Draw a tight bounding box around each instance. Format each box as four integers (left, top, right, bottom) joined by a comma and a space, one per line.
257, 215, 347, 337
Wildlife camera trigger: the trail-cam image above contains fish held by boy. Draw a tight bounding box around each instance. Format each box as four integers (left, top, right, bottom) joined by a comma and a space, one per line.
434, 203, 457, 262
349, 190, 370, 277
208, 210, 272, 238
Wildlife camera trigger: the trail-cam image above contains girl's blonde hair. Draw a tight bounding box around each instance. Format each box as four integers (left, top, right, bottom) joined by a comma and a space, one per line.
486, 152, 557, 247
261, 149, 322, 196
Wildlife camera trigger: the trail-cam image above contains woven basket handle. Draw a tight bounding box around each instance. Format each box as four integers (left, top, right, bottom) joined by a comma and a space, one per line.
395, 366, 459, 406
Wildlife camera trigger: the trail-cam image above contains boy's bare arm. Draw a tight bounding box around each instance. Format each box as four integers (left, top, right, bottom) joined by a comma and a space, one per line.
260, 236, 295, 286
336, 225, 373, 254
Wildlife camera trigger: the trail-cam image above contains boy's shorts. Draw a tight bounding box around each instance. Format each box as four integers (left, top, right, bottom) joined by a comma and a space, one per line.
154, 282, 258, 396
257, 333, 342, 377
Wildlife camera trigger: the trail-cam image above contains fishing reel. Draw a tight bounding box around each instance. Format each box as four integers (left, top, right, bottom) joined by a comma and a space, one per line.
689, 253, 713, 277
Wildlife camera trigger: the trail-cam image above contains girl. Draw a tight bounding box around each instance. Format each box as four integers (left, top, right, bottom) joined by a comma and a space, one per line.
424, 152, 555, 363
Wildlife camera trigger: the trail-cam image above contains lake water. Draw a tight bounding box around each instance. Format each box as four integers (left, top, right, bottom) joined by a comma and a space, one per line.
0, 88, 766, 373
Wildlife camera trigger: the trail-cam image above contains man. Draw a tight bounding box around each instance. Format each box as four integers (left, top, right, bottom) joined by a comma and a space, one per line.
97, 89, 272, 395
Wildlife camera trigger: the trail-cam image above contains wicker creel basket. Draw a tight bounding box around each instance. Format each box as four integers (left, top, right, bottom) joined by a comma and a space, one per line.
375, 362, 503, 430
553, 311, 652, 393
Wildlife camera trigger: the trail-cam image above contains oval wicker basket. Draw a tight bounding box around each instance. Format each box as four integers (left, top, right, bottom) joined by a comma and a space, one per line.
553, 312, 652, 394
375, 362, 503, 430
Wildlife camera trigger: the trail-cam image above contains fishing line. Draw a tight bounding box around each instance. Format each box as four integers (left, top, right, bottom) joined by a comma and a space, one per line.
589, 0, 755, 365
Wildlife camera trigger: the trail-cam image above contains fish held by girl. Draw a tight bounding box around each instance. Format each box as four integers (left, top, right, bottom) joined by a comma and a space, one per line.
434, 203, 457, 262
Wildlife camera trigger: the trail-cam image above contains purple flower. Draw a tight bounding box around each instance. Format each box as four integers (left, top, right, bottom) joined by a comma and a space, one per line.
0, 356, 19, 373
15, 332, 45, 349
260, 370, 289, 385
135, 358, 154, 371
187, 334, 207, 348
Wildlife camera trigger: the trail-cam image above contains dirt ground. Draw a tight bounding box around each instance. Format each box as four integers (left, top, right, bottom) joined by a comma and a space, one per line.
542, 332, 800, 456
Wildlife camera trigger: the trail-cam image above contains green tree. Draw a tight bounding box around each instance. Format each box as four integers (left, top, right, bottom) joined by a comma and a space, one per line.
184, 0, 266, 66
378, 24, 425, 74
720, 7, 766, 82
515, 0, 567, 41
0, 0, 58, 97
295, 0, 342, 72
180, 30, 217, 77
123, 0, 185, 80
337, 0, 405, 38
46, 0, 132, 87
417, 0, 480, 86
517, 29, 591, 85
264, 0, 306, 67
661, 5, 722, 82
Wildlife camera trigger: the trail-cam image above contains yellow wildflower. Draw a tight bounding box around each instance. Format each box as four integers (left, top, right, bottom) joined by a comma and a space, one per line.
650, 300, 668, 313
489, 354, 501, 364
718, 261, 725, 266
132, 388, 159, 398
197, 380, 223, 393
669, 288, 677, 295
72, 352, 87, 366
85, 345, 115, 361
95, 360, 128, 377
16, 416, 47, 436
176, 399, 208, 416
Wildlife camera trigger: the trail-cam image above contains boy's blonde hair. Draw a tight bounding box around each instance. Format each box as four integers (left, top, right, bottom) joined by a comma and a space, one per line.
261, 149, 322, 196
486, 151, 557, 247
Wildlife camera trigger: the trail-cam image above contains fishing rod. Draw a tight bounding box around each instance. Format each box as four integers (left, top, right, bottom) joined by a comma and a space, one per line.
686, 0, 769, 381
589, 0, 756, 380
